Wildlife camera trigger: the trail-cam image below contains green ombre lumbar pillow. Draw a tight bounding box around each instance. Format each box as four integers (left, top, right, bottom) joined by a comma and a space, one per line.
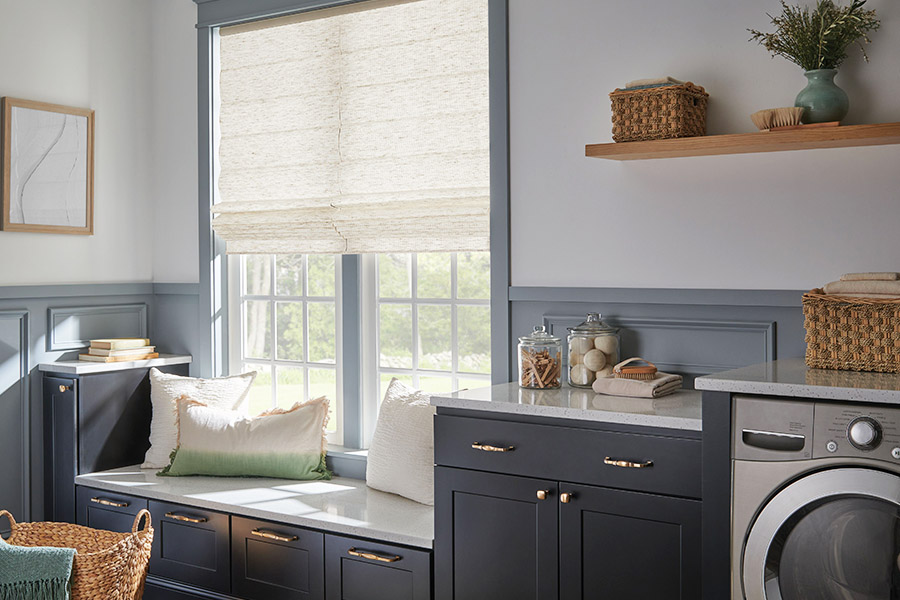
159, 396, 332, 480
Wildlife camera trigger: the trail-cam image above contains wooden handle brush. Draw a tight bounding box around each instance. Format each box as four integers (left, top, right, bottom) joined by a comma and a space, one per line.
613, 357, 658, 380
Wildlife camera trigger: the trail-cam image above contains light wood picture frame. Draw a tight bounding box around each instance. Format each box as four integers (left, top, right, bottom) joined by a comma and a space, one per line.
1, 97, 94, 235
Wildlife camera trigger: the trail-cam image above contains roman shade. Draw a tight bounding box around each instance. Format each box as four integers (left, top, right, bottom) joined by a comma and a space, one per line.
212, 0, 490, 255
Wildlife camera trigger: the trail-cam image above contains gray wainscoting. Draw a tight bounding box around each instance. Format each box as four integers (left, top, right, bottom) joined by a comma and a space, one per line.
509, 287, 807, 386
0, 283, 201, 524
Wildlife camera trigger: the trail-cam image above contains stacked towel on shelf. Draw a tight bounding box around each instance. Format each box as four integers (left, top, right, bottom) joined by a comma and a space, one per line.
592, 372, 683, 399
624, 76, 683, 89
822, 273, 900, 297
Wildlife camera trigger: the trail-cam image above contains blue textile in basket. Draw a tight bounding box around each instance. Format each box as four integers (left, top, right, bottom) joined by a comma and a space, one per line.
0, 536, 75, 600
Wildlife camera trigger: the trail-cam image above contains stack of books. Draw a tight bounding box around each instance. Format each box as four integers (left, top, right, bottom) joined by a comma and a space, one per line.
79, 338, 159, 362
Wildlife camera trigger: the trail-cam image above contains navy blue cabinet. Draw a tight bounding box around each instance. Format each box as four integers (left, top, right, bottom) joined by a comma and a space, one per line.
325, 533, 432, 600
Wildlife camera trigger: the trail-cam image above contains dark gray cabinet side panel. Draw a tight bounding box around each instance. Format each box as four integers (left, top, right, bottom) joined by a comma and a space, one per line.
232, 515, 324, 600
75, 486, 148, 533
150, 500, 231, 594
44, 377, 77, 522
558, 484, 701, 600
435, 466, 558, 600
325, 533, 431, 600
702, 390, 733, 600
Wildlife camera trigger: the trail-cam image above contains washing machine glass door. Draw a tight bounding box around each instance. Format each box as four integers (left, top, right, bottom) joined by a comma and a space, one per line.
743, 468, 900, 600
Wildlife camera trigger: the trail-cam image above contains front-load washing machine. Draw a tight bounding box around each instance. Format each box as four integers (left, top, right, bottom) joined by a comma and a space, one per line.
732, 395, 900, 600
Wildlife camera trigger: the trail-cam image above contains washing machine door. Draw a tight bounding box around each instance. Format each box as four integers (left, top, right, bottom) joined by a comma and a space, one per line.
743, 467, 900, 600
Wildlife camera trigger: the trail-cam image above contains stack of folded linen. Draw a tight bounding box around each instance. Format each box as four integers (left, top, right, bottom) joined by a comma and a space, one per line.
822, 272, 900, 299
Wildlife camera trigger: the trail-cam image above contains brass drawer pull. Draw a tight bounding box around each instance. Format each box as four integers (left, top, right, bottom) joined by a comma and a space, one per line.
59, 384, 72, 393
536, 490, 549, 501
604, 457, 654, 469
91, 497, 129, 508
251, 529, 298, 543
348, 548, 401, 563
560, 492, 573, 504
165, 512, 208, 524
472, 442, 515, 452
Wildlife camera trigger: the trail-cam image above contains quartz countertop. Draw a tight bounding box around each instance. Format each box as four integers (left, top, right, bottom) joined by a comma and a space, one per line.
431, 382, 702, 431
39, 354, 192, 375
695, 358, 900, 404
76, 466, 433, 549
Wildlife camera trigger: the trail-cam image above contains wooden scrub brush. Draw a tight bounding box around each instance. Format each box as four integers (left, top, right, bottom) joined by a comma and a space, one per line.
750, 107, 804, 131
613, 357, 658, 380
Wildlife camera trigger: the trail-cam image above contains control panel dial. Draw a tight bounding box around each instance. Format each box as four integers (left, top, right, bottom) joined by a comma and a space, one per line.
848, 417, 882, 451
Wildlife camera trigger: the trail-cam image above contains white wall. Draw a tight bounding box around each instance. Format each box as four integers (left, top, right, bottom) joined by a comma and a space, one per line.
0, 0, 154, 285
510, 0, 900, 290
150, 0, 200, 284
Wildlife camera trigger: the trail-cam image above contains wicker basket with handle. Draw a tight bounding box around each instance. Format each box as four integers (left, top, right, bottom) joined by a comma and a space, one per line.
803, 289, 900, 373
0, 509, 154, 600
609, 82, 708, 142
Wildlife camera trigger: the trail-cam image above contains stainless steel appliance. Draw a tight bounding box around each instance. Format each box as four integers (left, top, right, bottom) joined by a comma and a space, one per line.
732, 395, 900, 600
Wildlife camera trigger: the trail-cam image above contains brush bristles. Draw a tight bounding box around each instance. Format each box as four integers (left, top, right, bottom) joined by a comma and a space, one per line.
751, 107, 804, 130
614, 371, 658, 380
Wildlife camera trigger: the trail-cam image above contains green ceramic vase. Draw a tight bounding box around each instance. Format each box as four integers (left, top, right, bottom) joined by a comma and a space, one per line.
795, 69, 849, 124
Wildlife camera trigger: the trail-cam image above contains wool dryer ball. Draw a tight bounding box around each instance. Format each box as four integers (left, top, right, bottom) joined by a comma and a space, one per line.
582, 349, 607, 372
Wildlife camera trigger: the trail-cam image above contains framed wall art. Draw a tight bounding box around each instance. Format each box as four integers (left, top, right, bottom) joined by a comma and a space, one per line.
1, 97, 94, 234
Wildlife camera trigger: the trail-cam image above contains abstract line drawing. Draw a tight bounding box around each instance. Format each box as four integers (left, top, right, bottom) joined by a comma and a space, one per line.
2, 98, 94, 234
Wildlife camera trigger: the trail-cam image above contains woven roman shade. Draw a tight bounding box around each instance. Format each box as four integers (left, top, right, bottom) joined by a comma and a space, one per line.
212, 0, 489, 255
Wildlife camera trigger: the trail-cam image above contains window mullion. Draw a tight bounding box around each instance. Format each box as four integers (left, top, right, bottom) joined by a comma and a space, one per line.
451, 253, 459, 390
269, 255, 277, 409
411, 253, 419, 388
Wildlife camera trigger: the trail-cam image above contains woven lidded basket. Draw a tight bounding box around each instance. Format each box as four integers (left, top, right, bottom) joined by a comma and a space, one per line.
803, 289, 900, 373
1, 509, 154, 600
609, 83, 708, 142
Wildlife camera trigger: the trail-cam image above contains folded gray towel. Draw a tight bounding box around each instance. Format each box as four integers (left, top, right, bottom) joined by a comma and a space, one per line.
840, 272, 899, 281
823, 280, 900, 296
592, 372, 682, 399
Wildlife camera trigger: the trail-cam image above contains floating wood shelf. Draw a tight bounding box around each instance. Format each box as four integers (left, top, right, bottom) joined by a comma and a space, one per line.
585, 122, 900, 160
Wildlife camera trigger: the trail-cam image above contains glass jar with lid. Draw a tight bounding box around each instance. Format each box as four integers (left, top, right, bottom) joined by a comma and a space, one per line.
517, 326, 562, 389
567, 313, 619, 388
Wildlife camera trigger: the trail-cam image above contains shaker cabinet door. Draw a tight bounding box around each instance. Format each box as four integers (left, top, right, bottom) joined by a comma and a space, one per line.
558, 483, 701, 600
435, 466, 558, 600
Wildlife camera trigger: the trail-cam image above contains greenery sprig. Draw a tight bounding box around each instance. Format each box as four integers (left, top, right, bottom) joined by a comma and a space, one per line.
749, 0, 880, 71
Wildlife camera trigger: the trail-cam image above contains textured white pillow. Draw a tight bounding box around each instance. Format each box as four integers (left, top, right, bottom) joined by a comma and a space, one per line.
141, 368, 256, 469
366, 379, 436, 505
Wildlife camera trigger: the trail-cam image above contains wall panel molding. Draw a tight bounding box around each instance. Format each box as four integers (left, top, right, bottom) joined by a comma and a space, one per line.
47, 304, 149, 351
0, 309, 30, 526
0, 283, 153, 301
511, 286, 805, 308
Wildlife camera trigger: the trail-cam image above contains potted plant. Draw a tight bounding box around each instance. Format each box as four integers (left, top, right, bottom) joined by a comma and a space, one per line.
749, 0, 880, 123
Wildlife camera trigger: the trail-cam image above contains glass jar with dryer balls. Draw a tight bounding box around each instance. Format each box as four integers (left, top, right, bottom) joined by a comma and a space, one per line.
518, 326, 562, 389
567, 313, 620, 388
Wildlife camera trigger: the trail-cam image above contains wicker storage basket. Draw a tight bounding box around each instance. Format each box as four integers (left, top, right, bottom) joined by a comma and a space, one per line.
610, 83, 708, 142
803, 289, 900, 373
0, 509, 153, 600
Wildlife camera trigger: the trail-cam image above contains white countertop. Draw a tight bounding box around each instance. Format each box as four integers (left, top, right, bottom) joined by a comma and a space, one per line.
695, 358, 900, 403
431, 382, 702, 431
76, 466, 433, 549
39, 354, 192, 375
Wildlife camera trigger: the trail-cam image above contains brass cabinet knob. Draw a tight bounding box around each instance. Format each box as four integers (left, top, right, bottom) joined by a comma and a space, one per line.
59, 384, 71, 393
536, 490, 549, 501
560, 492, 573, 504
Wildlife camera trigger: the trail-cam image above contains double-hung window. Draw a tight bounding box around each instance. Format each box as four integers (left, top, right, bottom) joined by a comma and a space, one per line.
213, 0, 491, 448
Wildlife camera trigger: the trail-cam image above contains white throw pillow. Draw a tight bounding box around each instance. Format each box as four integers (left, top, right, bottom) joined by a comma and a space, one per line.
366, 378, 436, 505
141, 368, 256, 469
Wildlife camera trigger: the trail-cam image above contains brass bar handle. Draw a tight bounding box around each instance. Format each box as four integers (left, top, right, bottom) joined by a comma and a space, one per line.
91, 497, 129, 508
604, 457, 654, 469
560, 492, 573, 504
59, 384, 72, 393
348, 548, 401, 563
536, 490, 549, 501
471, 442, 515, 452
165, 512, 208, 524
251, 529, 298, 543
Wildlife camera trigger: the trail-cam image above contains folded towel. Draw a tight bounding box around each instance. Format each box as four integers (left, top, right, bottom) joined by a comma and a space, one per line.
825, 292, 900, 300
822, 280, 900, 296
592, 372, 683, 399
0, 537, 75, 600
624, 76, 683, 88
840, 272, 899, 282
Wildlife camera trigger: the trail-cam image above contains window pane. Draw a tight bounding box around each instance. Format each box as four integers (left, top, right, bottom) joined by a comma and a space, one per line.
418, 375, 453, 394
275, 254, 303, 296
308, 302, 336, 363
417, 253, 451, 299
276, 301, 304, 361
244, 363, 272, 416
378, 254, 411, 298
276, 366, 305, 409
380, 373, 413, 404
458, 305, 491, 374
308, 255, 335, 297
457, 252, 490, 299
244, 255, 271, 296
458, 377, 491, 392
244, 300, 271, 359
309, 368, 337, 433
379, 304, 413, 369
418, 304, 452, 371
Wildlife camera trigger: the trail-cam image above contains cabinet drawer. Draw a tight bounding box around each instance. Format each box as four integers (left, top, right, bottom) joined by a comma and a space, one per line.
76, 486, 148, 533
232, 516, 324, 600
325, 534, 431, 600
435, 414, 701, 498
149, 500, 231, 594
